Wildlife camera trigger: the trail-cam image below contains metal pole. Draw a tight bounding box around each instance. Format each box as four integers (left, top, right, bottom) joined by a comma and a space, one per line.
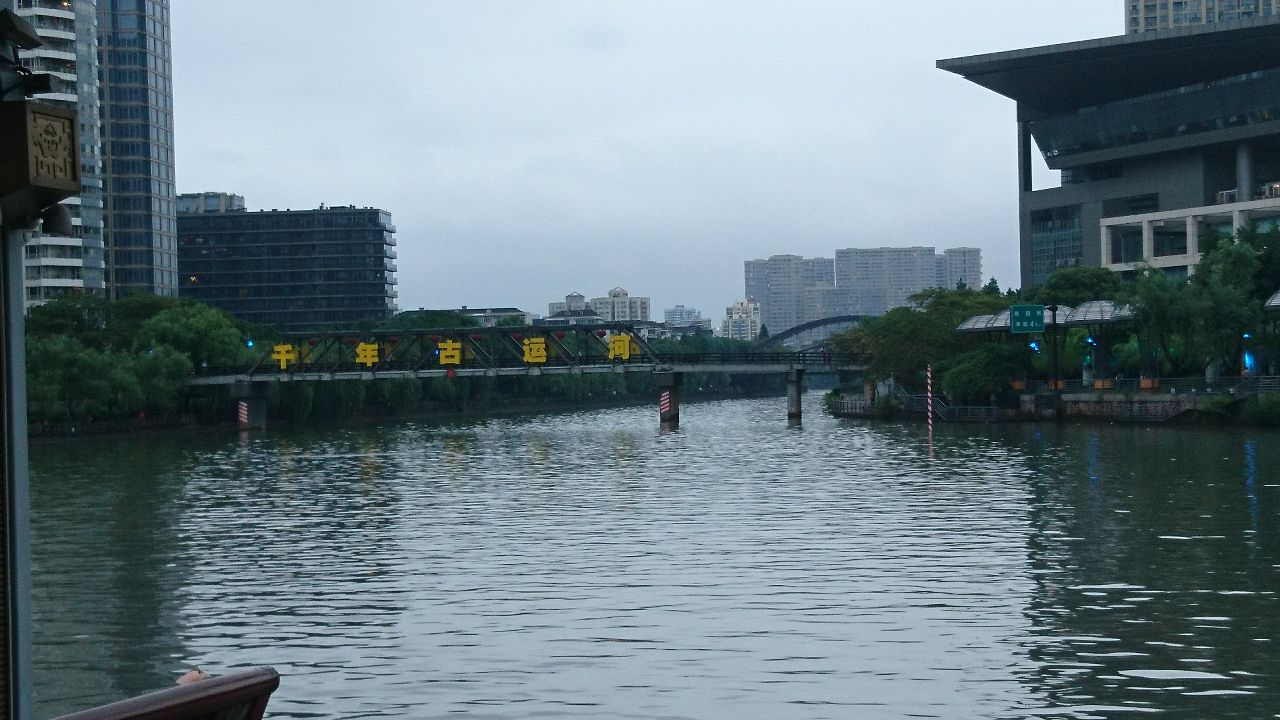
0, 214, 31, 720
1047, 305, 1060, 391
926, 363, 934, 434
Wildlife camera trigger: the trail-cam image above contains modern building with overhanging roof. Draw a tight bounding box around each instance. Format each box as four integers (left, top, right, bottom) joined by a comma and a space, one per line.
939, 17, 1280, 288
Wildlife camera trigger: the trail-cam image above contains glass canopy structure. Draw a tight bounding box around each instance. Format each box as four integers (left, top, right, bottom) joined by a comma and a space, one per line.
957, 302, 1135, 333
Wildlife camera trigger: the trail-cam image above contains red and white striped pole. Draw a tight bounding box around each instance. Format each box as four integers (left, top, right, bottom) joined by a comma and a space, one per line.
926, 364, 934, 436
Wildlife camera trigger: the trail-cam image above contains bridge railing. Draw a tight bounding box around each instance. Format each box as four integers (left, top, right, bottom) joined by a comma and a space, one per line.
196, 351, 872, 378
658, 352, 870, 366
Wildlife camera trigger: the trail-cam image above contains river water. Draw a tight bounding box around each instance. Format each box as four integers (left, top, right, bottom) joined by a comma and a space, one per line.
28, 395, 1280, 719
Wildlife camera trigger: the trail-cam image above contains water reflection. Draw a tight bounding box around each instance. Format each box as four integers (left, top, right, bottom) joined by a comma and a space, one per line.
27, 400, 1280, 719
30, 436, 197, 713
1014, 425, 1279, 718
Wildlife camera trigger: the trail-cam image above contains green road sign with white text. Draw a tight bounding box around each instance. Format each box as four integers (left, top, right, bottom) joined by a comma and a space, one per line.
1010, 304, 1045, 334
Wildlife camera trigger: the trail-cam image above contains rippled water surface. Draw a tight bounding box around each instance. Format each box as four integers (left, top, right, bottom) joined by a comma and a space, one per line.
29, 396, 1280, 719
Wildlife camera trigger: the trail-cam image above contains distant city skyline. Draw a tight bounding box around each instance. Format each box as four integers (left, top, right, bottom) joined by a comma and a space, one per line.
168, 2, 1118, 316
744, 246, 981, 336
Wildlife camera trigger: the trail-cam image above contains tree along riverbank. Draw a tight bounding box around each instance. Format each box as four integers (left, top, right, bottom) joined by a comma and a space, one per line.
24, 296, 786, 435
826, 226, 1280, 421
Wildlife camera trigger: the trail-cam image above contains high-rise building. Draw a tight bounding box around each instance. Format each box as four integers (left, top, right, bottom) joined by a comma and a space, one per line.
663, 304, 713, 333
588, 287, 650, 322
941, 17, 1280, 286
941, 247, 983, 290
97, 0, 176, 298
663, 304, 702, 325
16, 0, 105, 308
721, 299, 761, 341
1126, 0, 1279, 33
743, 255, 834, 334
177, 197, 399, 331
826, 246, 983, 316
835, 247, 938, 316
547, 292, 588, 317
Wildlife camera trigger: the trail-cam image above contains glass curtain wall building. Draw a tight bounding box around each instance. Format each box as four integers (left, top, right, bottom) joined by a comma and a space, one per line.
97, 0, 176, 298
177, 199, 399, 331
15, 0, 105, 308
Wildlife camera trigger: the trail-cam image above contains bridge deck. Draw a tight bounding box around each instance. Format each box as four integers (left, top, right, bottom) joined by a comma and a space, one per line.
189, 357, 869, 386
194, 325, 870, 386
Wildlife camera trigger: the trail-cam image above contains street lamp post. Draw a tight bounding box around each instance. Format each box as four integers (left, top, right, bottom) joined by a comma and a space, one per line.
1046, 304, 1060, 392
1, 10, 81, 719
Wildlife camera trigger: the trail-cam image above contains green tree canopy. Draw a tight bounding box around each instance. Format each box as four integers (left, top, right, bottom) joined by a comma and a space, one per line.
828, 287, 1008, 385
1033, 266, 1123, 307
1190, 236, 1262, 373
26, 293, 110, 346
134, 303, 248, 368
382, 310, 478, 330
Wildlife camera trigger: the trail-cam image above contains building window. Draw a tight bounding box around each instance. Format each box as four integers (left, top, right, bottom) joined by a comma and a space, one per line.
1029, 206, 1083, 287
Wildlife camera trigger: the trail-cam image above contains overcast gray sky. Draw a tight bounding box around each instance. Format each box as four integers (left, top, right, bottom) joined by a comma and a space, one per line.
171, 1, 1117, 319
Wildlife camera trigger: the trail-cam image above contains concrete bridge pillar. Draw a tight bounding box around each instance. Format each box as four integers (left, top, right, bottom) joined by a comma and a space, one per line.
656, 372, 682, 427
231, 382, 268, 430
787, 369, 805, 420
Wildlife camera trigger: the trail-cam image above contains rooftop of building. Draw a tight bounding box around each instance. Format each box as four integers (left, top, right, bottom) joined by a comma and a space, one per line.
451, 307, 525, 315
177, 200, 389, 216
937, 15, 1280, 116
549, 308, 604, 318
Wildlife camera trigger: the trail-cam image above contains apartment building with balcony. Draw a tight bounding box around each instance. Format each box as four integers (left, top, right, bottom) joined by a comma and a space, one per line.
16, 0, 105, 308
1127, 0, 1279, 33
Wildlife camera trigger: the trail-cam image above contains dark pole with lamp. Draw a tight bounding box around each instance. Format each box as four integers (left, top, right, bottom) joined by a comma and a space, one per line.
1046, 304, 1060, 392
1, 9, 80, 720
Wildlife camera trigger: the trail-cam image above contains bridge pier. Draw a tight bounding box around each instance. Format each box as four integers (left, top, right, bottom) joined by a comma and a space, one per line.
656, 372, 682, 427
231, 382, 268, 430
787, 370, 805, 420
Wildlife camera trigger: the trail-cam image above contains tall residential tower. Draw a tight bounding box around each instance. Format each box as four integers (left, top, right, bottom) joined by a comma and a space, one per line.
15, 0, 105, 308
1127, 0, 1278, 33
97, 0, 176, 298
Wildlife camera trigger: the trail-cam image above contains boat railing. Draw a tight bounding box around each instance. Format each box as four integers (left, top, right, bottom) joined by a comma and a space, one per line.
51, 667, 280, 720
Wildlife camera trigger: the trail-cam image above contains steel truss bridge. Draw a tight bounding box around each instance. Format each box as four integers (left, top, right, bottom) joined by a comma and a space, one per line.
189, 324, 870, 429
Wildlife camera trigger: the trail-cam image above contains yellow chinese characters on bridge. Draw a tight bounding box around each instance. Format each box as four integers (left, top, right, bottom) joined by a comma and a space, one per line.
522, 337, 547, 364
438, 339, 462, 366
272, 343, 298, 370
607, 334, 631, 361
355, 342, 380, 368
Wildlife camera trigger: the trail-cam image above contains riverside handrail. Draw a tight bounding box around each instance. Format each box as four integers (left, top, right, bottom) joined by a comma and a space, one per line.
1027, 375, 1280, 395
52, 667, 280, 720
870, 386, 998, 422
